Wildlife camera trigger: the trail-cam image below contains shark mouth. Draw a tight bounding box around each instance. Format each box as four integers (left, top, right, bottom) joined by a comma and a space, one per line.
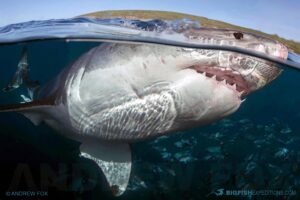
190, 65, 248, 97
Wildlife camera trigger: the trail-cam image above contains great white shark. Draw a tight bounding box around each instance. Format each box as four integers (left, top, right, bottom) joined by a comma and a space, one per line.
0, 22, 288, 196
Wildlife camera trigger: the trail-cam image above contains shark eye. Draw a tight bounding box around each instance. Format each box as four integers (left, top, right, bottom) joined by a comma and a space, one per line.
233, 32, 243, 40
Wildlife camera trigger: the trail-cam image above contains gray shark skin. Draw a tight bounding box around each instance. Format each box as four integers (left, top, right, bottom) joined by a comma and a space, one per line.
0, 27, 288, 196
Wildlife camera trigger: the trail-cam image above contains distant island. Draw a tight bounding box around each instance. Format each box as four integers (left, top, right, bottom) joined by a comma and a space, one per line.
81, 10, 300, 54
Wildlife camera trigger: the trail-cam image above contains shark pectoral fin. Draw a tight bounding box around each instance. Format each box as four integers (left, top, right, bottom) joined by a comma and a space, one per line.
21, 111, 44, 125
80, 140, 132, 196
0, 96, 56, 126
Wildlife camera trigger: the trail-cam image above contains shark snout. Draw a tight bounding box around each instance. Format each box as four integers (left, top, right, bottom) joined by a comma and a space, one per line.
244, 41, 288, 92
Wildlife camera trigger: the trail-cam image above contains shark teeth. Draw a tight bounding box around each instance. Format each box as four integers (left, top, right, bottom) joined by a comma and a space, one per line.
239, 90, 245, 96
195, 67, 248, 95
232, 84, 237, 90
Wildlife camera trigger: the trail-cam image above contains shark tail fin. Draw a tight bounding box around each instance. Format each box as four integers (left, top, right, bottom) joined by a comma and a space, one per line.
2, 46, 40, 100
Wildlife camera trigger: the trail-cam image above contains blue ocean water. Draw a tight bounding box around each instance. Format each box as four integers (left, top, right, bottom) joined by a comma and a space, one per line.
0, 19, 299, 200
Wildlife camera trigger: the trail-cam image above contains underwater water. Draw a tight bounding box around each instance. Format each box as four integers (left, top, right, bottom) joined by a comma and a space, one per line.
0, 19, 300, 200
0, 40, 299, 200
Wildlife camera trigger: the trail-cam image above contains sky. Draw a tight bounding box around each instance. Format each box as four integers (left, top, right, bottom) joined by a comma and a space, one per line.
1, 0, 300, 41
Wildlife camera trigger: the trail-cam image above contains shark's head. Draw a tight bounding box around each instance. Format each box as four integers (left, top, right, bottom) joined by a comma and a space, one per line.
181, 28, 288, 93
145, 29, 289, 129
